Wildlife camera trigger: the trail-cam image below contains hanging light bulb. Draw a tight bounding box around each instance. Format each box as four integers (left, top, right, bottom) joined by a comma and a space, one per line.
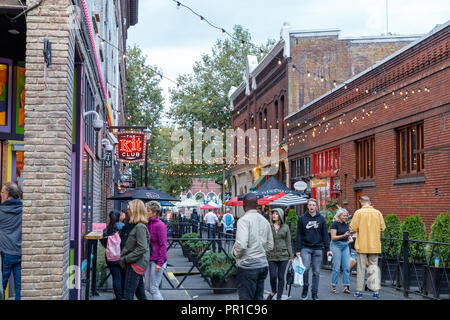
292, 64, 296, 71
278, 60, 282, 65
200, 16, 205, 23
240, 40, 245, 48
307, 71, 311, 77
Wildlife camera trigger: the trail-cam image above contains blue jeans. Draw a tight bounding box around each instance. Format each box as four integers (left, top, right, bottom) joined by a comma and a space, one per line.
1, 253, 21, 300
300, 248, 322, 294
122, 264, 147, 300
107, 262, 123, 300
268, 261, 288, 300
144, 261, 167, 300
236, 266, 268, 300
330, 241, 350, 287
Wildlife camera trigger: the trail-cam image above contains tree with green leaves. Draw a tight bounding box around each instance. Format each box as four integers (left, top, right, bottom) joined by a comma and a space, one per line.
168, 25, 275, 183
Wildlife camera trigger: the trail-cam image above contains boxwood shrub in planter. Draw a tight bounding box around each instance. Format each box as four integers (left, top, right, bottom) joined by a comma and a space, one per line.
181, 233, 200, 257
423, 212, 450, 298
199, 252, 238, 294
380, 214, 402, 284
398, 215, 427, 289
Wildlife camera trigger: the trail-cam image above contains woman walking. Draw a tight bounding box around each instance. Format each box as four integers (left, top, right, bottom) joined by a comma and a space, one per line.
266, 208, 293, 300
120, 199, 150, 300
100, 210, 125, 300
144, 201, 168, 300
330, 208, 351, 294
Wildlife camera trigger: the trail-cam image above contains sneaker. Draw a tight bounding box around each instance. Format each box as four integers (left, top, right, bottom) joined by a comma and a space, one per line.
266, 293, 274, 300
373, 292, 380, 299
301, 286, 308, 300
312, 293, 319, 300
354, 291, 363, 299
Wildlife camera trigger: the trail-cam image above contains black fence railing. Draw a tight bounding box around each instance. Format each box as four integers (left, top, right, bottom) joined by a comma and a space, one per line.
379, 231, 449, 300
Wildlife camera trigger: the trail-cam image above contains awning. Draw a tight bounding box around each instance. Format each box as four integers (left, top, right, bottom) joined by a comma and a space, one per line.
268, 193, 308, 206
250, 175, 270, 191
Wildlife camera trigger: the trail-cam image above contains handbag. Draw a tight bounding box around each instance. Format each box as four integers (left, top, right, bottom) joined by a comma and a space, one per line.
285, 261, 294, 290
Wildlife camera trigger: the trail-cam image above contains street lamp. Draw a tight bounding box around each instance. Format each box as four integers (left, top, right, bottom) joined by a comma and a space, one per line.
139, 162, 144, 186
143, 128, 151, 187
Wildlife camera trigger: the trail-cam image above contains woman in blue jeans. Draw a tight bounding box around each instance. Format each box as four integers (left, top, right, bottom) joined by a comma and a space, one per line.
330, 208, 352, 294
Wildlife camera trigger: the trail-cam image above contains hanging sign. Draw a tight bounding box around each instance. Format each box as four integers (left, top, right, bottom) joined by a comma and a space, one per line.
118, 180, 136, 189
104, 150, 112, 168
116, 132, 146, 163
310, 178, 328, 188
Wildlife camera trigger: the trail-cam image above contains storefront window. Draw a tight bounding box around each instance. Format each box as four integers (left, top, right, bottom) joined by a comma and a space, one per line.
15, 63, 25, 134
0, 62, 9, 126
81, 148, 94, 261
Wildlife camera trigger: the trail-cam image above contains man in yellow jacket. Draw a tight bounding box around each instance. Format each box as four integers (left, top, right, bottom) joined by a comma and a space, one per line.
349, 196, 386, 299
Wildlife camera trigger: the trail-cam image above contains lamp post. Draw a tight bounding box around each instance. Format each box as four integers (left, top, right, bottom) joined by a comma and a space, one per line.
139, 162, 144, 186
143, 128, 151, 187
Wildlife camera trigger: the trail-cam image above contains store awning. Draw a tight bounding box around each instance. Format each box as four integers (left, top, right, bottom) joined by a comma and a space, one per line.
250, 175, 270, 191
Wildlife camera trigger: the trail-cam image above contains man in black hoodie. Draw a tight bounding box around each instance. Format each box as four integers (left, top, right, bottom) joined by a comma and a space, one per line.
295, 198, 332, 300
0, 182, 23, 300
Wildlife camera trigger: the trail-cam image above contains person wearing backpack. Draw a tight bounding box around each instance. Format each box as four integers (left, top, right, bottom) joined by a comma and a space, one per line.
222, 209, 235, 234
120, 199, 150, 300
100, 210, 124, 300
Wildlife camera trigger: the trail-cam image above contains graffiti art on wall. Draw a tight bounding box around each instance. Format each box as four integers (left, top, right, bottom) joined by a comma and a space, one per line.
0, 64, 7, 126
15, 63, 26, 133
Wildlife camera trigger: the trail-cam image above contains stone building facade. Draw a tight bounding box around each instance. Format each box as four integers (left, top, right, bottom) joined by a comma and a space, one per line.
0, 0, 138, 299
286, 22, 449, 230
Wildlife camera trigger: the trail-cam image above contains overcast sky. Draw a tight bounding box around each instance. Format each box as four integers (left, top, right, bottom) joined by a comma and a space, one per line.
127, 0, 449, 117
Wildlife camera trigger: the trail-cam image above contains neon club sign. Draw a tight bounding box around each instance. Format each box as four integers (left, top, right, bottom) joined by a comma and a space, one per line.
116, 132, 146, 163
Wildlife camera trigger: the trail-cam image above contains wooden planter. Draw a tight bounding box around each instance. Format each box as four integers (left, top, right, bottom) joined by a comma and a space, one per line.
210, 275, 238, 294
380, 257, 398, 285
423, 266, 450, 299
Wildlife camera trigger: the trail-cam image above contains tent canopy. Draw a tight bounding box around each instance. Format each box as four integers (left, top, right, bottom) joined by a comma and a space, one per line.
200, 204, 217, 210
176, 198, 200, 208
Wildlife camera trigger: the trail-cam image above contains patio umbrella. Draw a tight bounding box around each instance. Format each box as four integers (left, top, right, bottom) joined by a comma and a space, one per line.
200, 204, 217, 210
158, 200, 175, 207
107, 187, 179, 202
246, 177, 309, 198
258, 192, 287, 205
225, 197, 242, 207
268, 193, 308, 206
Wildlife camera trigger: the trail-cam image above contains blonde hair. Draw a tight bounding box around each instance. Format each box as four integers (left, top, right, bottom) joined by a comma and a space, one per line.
333, 207, 349, 222
128, 199, 148, 224
359, 195, 371, 205
145, 200, 162, 216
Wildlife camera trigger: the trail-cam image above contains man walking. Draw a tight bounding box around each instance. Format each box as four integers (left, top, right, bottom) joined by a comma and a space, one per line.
295, 198, 332, 300
232, 193, 274, 300
350, 196, 386, 299
0, 182, 23, 300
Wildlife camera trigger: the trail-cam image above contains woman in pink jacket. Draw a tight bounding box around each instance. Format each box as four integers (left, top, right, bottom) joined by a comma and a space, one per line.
144, 201, 168, 300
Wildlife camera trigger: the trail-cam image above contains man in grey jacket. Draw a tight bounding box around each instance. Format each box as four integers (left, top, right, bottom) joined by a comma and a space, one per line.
0, 182, 23, 300
232, 193, 274, 300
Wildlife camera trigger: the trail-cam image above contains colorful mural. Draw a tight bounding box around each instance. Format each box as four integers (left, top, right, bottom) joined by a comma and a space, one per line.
0, 63, 7, 126
15, 64, 25, 133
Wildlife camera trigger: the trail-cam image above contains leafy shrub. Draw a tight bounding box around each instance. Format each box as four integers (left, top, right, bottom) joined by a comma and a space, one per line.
401, 215, 427, 262
382, 214, 402, 259
428, 212, 450, 267
199, 252, 237, 281
323, 199, 339, 230
285, 209, 298, 241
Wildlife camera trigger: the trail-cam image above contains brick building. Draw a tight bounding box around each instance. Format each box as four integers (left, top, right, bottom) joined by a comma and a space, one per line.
0, 0, 138, 299
286, 21, 450, 230
229, 23, 420, 216
181, 178, 223, 205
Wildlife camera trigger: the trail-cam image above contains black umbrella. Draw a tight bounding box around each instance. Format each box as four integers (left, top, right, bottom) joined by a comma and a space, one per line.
107, 187, 179, 202
238, 176, 309, 199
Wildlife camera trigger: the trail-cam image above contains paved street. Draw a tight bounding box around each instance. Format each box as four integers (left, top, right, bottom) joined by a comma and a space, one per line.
93, 243, 424, 301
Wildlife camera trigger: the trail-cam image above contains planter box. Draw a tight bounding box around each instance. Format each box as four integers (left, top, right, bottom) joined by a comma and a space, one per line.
191, 254, 199, 267
380, 258, 398, 285
423, 266, 450, 299
181, 245, 190, 257
397, 262, 426, 290
210, 275, 238, 294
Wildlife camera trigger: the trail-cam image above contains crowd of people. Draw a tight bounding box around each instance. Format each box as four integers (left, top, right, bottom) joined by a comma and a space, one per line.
231, 194, 386, 300
0, 179, 385, 301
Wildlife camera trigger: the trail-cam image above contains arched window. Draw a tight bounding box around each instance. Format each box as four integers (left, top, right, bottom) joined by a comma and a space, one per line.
259, 112, 263, 129
186, 192, 193, 199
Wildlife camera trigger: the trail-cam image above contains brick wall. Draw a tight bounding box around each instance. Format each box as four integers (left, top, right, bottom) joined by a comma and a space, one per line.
22, 0, 73, 299
287, 25, 450, 232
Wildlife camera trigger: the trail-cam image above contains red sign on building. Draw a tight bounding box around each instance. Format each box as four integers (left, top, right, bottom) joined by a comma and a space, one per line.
116, 132, 146, 163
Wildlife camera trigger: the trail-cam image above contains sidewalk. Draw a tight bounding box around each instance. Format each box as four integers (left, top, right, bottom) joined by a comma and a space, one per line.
93, 244, 424, 301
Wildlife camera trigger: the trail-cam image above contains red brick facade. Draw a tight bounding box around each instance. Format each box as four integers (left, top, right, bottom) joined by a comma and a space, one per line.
286, 23, 450, 232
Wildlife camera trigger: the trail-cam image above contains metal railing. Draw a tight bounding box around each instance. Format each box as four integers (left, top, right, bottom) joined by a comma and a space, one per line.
380, 231, 449, 300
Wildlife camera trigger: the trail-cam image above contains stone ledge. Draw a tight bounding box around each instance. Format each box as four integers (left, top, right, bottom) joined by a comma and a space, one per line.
353, 181, 376, 189
393, 176, 426, 185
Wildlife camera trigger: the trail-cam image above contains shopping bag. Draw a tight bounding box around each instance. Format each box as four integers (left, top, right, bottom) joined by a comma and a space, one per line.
366, 265, 381, 292
292, 256, 305, 287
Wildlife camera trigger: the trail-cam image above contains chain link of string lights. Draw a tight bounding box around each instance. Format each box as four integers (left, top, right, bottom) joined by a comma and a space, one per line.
286, 85, 432, 148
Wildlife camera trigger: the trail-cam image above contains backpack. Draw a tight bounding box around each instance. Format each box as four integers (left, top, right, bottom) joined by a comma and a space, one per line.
224, 214, 233, 230
106, 232, 121, 262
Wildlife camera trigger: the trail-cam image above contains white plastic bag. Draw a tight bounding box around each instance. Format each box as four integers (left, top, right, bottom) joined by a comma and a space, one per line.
292, 256, 305, 287
366, 265, 381, 292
